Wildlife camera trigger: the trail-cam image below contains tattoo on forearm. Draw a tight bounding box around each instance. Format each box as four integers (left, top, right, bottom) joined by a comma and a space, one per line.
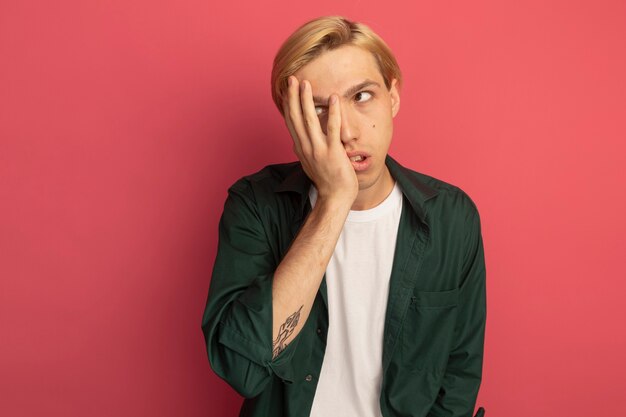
272, 305, 303, 359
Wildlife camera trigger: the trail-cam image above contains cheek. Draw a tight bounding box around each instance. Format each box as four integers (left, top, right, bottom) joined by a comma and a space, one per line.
359, 104, 389, 126
357, 103, 394, 139
375, 118, 394, 148
367, 112, 393, 134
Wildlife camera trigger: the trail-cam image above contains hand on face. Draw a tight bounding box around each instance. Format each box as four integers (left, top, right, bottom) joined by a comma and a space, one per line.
282, 76, 358, 205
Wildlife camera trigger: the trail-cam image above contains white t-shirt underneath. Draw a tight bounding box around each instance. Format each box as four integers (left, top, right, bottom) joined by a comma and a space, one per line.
307, 182, 403, 417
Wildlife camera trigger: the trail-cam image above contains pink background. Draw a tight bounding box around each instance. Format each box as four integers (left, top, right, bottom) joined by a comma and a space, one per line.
1, 0, 625, 416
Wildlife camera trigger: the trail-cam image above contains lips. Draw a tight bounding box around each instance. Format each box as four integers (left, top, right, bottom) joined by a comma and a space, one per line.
346, 151, 372, 172
346, 151, 370, 160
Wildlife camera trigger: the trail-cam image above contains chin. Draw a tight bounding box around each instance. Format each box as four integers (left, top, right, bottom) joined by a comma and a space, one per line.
357, 176, 376, 190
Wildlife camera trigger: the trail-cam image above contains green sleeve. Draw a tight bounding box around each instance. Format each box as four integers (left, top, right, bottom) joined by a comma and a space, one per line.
428, 199, 487, 417
201, 179, 301, 398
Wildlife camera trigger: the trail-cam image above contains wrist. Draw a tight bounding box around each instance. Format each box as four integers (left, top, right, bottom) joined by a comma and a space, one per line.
314, 194, 354, 213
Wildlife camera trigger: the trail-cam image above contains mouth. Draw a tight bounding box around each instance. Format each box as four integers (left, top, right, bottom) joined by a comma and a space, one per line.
347, 152, 371, 172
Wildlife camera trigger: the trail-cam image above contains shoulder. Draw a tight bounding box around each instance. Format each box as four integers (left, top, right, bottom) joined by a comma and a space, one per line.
227, 161, 301, 199
397, 167, 484, 260
400, 166, 481, 220
224, 161, 307, 221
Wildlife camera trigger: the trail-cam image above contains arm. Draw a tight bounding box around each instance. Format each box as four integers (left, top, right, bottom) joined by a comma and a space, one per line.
274, 77, 362, 357
201, 181, 350, 397
271, 196, 351, 358
201, 77, 357, 397
428, 202, 487, 417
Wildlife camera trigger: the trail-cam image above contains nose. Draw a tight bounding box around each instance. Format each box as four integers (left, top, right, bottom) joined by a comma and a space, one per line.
339, 102, 360, 144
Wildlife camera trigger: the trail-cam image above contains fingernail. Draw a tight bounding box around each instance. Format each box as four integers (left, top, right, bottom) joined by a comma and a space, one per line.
330, 95, 337, 105
288, 76, 292, 86
300, 80, 306, 92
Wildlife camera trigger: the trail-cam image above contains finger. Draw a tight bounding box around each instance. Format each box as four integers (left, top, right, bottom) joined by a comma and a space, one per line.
299, 80, 325, 150
282, 91, 303, 158
326, 94, 342, 149
285, 76, 312, 155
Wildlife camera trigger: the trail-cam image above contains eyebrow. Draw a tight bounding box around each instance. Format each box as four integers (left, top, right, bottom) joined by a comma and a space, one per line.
312, 80, 381, 105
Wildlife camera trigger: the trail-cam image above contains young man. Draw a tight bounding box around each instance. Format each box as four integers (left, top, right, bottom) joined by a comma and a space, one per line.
202, 16, 486, 417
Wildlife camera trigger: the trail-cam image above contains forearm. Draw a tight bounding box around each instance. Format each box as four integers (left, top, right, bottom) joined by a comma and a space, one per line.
271, 196, 351, 358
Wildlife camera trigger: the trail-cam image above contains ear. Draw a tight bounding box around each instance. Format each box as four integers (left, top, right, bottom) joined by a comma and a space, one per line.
389, 78, 400, 118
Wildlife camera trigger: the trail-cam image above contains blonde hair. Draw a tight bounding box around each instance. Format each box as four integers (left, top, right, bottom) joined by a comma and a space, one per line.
271, 16, 402, 115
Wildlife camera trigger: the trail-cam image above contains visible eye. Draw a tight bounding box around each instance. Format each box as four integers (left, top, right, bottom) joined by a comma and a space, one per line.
355, 91, 373, 103
315, 106, 327, 116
